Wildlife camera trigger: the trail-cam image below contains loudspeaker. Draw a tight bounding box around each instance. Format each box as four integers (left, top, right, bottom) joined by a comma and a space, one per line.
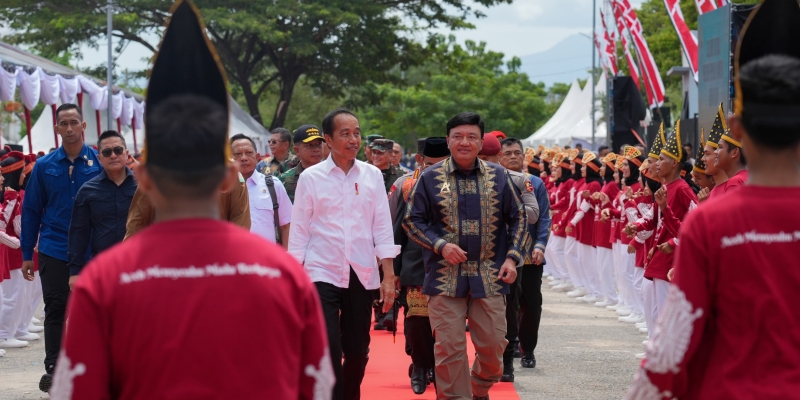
609, 76, 647, 152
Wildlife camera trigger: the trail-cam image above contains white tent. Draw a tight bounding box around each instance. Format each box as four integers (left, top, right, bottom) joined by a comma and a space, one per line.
0, 40, 271, 155
523, 73, 608, 150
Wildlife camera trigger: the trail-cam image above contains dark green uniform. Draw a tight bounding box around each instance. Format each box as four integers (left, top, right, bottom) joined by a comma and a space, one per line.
258, 154, 299, 176
381, 164, 403, 194
278, 163, 306, 203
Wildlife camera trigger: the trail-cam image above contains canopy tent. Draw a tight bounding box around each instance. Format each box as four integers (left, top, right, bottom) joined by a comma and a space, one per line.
522, 73, 608, 150
0, 41, 271, 155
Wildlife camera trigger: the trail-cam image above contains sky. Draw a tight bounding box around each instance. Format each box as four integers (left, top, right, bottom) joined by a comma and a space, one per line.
73, 0, 646, 77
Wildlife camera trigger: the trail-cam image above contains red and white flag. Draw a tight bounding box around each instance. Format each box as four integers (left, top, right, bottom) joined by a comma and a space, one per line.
600, 10, 619, 75
664, 0, 699, 81
616, 0, 666, 108
716, 0, 728, 7
611, 0, 642, 97
595, 33, 608, 73
695, 0, 717, 14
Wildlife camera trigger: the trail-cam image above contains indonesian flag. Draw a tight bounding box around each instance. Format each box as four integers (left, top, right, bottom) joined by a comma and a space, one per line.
616, 0, 666, 108
600, 10, 619, 75
716, 0, 728, 7
611, 0, 643, 99
594, 33, 608, 73
664, 0, 699, 81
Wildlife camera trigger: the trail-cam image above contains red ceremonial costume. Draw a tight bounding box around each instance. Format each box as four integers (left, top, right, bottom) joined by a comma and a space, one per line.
51, 220, 331, 399
628, 186, 800, 399
707, 169, 748, 200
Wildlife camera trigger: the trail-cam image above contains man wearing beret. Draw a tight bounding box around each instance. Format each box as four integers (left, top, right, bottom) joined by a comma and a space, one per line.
370, 138, 404, 194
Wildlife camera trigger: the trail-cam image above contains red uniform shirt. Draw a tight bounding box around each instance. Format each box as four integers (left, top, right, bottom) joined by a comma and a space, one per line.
594, 181, 620, 249
550, 179, 575, 238
627, 186, 800, 399
707, 169, 748, 201
559, 178, 586, 239
50, 219, 332, 400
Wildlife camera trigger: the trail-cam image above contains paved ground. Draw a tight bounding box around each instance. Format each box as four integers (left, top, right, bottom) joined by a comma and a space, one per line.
0, 279, 644, 399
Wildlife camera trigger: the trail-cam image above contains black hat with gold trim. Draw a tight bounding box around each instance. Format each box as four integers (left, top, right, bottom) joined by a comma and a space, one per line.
720, 128, 742, 148
734, 0, 800, 122
144, 0, 230, 170
693, 129, 708, 174
707, 103, 727, 149
661, 120, 684, 162
647, 122, 666, 159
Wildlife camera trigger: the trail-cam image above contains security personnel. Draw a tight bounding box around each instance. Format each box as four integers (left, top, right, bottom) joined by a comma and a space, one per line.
279, 124, 325, 203
371, 138, 403, 194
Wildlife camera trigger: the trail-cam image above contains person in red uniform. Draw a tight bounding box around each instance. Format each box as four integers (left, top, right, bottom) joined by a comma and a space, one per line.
703, 104, 730, 201
549, 152, 577, 293
565, 152, 604, 303
712, 127, 749, 198
591, 152, 621, 307
558, 150, 587, 298
627, 1, 800, 397
49, 2, 331, 399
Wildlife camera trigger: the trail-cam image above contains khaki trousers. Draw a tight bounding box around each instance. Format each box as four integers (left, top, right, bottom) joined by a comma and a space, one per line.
428, 294, 508, 399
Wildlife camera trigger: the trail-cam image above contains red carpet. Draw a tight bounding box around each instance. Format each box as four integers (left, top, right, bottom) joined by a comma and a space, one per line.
362, 314, 521, 399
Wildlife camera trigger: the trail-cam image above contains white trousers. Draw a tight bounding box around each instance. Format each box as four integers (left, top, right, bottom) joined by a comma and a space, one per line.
563, 236, 583, 288
17, 271, 41, 334
616, 242, 640, 312
642, 278, 670, 330
578, 243, 601, 297
632, 267, 645, 316
0, 270, 26, 339
596, 247, 618, 304
549, 236, 570, 282
544, 241, 559, 279
611, 242, 628, 307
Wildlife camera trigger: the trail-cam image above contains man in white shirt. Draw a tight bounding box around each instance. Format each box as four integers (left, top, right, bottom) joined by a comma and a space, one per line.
289, 108, 400, 400
231, 134, 292, 247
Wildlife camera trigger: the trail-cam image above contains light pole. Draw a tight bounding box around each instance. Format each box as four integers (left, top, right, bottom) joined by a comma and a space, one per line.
591, 0, 596, 151
107, 0, 114, 131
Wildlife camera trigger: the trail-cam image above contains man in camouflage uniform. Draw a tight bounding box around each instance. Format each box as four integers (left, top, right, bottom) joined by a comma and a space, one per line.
278, 124, 325, 203
370, 138, 403, 194
257, 127, 299, 175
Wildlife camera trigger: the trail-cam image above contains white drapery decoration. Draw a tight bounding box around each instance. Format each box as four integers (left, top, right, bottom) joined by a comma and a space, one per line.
0, 70, 146, 128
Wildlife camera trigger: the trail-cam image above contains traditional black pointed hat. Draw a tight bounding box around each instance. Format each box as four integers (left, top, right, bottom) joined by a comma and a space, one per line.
693, 129, 708, 174
661, 120, 683, 162
707, 103, 727, 149
144, 0, 230, 170
734, 0, 800, 121
647, 122, 665, 159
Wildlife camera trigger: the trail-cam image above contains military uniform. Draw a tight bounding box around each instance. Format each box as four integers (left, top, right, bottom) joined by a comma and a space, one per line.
381, 164, 403, 194
277, 124, 326, 203
258, 153, 299, 175
278, 163, 305, 203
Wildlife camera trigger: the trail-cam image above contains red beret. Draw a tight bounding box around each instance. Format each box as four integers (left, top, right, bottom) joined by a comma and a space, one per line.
478, 134, 501, 156
488, 131, 506, 140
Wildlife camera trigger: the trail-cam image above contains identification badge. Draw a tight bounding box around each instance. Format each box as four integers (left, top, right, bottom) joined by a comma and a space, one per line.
87, 160, 93, 167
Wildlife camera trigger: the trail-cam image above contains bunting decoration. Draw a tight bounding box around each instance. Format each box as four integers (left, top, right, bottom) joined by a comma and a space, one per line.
664, 0, 699, 81
615, 0, 666, 108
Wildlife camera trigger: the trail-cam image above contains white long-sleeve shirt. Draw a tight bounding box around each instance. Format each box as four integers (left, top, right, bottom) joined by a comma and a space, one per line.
288, 156, 401, 290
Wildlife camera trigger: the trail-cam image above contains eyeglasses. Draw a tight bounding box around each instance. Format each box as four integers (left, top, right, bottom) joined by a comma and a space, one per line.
101, 146, 125, 158
269, 140, 285, 145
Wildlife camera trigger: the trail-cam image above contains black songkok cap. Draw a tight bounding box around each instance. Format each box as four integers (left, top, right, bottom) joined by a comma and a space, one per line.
417, 138, 426, 155
144, 0, 230, 170
422, 137, 450, 158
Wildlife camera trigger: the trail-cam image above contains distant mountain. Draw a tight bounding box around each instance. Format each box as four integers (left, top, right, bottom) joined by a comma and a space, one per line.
518, 34, 594, 87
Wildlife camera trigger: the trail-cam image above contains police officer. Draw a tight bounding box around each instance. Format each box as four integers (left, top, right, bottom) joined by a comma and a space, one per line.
278, 124, 325, 203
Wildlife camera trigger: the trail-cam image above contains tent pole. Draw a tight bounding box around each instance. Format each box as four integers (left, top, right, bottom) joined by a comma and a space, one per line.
24, 107, 32, 152
51, 104, 59, 148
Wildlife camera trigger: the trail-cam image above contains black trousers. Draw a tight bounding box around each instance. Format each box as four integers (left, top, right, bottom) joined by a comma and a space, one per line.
39, 252, 70, 374
503, 268, 522, 365
518, 263, 544, 354
401, 289, 435, 369
315, 268, 375, 400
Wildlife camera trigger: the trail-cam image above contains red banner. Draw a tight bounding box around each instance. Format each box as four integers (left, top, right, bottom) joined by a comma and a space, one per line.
611, 0, 643, 99
616, 0, 666, 108
695, 0, 716, 14
600, 10, 619, 75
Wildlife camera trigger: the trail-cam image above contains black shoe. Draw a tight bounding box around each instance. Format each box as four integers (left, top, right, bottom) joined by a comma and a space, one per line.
408, 363, 414, 378
500, 363, 515, 382
382, 311, 395, 331
428, 368, 435, 387
521, 352, 536, 368
410, 364, 428, 395
513, 344, 523, 358
374, 321, 386, 330
39, 373, 52, 393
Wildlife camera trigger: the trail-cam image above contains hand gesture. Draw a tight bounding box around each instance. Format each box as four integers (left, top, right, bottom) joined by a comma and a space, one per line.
441, 243, 468, 265
623, 223, 637, 237
581, 190, 590, 199
600, 209, 611, 222
597, 192, 610, 205
667, 268, 675, 281
698, 187, 710, 203
627, 243, 636, 254
498, 258, 517, 283
624, 186, 633, 199
654, 187, 667, 210
658, 242, 673, 254
565, 224, 574, 234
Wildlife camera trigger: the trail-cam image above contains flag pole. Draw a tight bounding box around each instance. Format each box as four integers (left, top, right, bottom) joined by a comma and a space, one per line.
107, 0, 114, 132
591, 0, 597, 151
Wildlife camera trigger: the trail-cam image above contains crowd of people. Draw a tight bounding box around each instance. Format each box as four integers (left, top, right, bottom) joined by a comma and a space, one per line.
1, 0, 799, 399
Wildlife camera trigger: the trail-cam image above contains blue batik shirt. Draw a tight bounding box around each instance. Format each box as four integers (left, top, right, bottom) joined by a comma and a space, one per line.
403, 157, 526, 298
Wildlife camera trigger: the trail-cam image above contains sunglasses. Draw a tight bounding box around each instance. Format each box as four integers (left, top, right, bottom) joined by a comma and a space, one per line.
101, 146, 125, 158
269, 140, 285, 145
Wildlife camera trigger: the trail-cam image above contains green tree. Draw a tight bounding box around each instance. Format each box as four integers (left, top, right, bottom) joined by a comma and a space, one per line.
0, 0, 510, 130
361, 36, 548, 148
